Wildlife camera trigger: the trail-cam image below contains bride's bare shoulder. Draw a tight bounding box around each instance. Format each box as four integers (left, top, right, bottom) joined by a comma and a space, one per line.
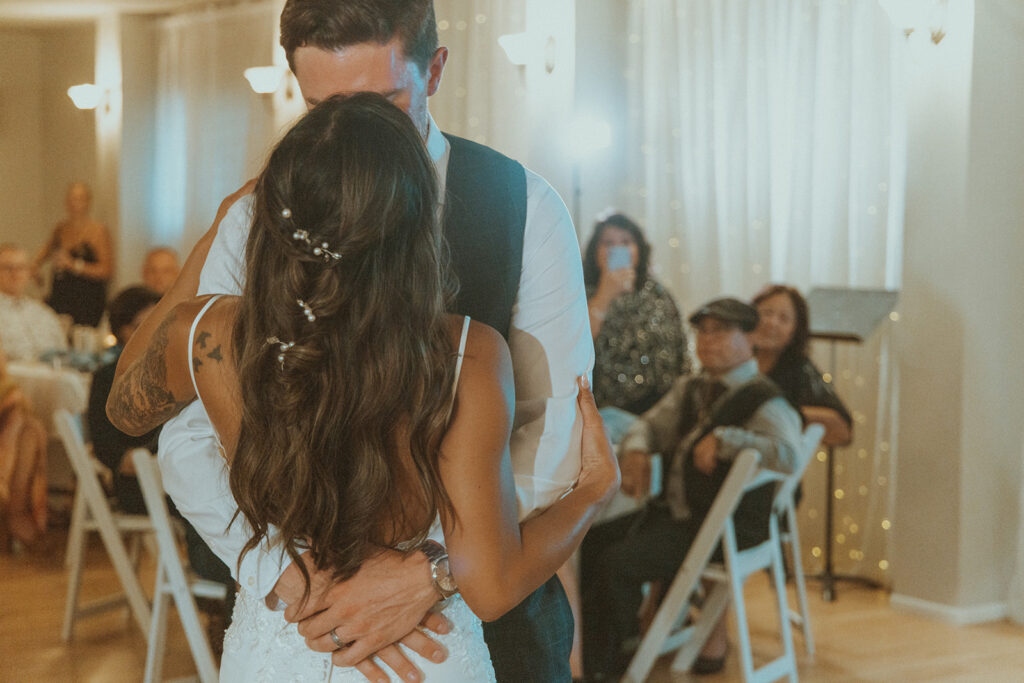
445, 315, 513, 417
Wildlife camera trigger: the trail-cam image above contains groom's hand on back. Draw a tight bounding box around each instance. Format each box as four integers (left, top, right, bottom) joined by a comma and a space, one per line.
272, 548, 449, 680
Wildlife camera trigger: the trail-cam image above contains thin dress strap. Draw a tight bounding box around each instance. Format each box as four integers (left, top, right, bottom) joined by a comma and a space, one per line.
452, 315, 470, 399
187, 295, 224, 400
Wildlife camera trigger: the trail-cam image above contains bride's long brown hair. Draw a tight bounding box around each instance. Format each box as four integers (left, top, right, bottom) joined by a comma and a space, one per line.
230, 93, 457, 597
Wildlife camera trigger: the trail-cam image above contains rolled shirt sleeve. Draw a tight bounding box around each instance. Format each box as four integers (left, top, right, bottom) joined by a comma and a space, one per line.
618, 375, 687, 457
713, 396, 803, 474
508, 169, 594, 519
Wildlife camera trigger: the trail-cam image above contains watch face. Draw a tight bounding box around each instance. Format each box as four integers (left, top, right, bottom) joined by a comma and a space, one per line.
436, 558, 457, 594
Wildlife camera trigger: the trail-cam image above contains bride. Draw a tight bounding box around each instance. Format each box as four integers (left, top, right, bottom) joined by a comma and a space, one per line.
107, 93, 619, 681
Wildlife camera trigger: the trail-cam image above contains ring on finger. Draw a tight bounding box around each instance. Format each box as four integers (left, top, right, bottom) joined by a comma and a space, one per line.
329, 627, 345, 650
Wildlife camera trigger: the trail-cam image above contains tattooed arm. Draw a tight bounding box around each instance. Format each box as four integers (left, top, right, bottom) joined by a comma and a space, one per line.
107, 302, 197, 436
105, 207, 229, 436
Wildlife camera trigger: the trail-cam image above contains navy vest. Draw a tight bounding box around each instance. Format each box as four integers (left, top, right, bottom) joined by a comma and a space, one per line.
442, 134, 527, 340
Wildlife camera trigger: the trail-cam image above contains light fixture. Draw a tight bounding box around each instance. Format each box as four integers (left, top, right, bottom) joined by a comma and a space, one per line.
244, 65, 286, 94
878, 0, 949, 44
498, 32, 557, 73
67, 83, 103, 110
498, 33, 531, 66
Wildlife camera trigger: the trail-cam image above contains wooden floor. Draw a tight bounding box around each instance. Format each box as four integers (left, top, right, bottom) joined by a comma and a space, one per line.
2, 530, 1024, 682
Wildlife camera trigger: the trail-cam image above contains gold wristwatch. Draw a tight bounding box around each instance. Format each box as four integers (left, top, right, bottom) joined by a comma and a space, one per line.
419, 540, 458, 600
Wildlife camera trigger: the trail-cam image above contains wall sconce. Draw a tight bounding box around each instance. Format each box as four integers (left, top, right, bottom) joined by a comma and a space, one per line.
67, 83, 104, 110
879, 0, 949, 44
244, 65, 286, 94
498, 32, 557, 74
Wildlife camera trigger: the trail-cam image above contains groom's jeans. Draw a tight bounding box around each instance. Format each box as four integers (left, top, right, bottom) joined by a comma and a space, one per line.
482, 574, 573, 682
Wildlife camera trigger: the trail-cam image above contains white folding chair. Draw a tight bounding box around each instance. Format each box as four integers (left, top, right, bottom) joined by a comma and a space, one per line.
131, 448, 226, 683
777, 425, 824, 655
55, 408, 153, 642
624, 424, 824, 683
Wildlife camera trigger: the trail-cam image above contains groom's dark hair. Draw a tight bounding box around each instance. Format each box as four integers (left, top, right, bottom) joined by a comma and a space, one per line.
280, 0, 438, 73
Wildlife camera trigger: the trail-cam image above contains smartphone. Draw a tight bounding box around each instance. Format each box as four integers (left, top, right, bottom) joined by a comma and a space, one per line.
606, 245, 632, 271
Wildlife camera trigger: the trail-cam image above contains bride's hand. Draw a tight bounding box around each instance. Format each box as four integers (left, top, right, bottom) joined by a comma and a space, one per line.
575, 375, 620, 499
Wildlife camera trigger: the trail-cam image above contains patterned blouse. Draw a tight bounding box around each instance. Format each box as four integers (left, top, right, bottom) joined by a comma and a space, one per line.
591, 278, 690, 415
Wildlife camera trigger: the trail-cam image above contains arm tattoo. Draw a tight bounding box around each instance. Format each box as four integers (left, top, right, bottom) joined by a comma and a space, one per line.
108, 308, 192, 434
191, 330, 223, 374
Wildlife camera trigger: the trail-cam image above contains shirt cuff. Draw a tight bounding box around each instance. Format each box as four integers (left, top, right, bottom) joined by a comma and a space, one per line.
237, 528, 291, 601
713, 426, 744, 462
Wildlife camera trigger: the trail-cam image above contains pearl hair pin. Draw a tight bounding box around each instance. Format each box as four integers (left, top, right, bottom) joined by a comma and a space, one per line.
296, 299, 316, 322
282, 208, 343, 263
266, 336, 295, 369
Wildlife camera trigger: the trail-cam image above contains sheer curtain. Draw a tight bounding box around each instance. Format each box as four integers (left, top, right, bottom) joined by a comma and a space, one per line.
150, 2, 277, 250
431, 0, 576, 198
622, 0, 906, 585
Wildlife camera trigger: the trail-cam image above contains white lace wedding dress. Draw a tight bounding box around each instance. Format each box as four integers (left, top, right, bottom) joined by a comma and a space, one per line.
219, 530, 496, 682
184, 302, 495, 682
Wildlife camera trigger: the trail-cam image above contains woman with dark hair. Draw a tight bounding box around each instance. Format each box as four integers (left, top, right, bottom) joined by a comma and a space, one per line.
583, 213, 689, 416
752, 284, 852, 446
107, 94, 618, 682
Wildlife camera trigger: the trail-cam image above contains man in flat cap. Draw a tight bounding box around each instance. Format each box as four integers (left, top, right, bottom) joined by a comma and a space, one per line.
579, 297, 802, 680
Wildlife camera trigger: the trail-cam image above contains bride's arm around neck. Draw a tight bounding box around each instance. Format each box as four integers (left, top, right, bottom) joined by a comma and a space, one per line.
440, 320, 619, 622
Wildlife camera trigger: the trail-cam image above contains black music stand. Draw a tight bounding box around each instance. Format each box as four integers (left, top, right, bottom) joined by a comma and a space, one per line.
806, 287, 899, 601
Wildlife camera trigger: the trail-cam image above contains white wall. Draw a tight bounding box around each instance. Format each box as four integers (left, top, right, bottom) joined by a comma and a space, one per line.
0, 23, 95, 290
956, 0, 1024, 609
0, 30, 46, 261
39, 24, 98, 232
892, 0, 1024, 619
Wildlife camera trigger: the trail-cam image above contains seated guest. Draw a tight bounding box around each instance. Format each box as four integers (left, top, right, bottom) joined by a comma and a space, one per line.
141, 247, 180, 296
0, 244, 68, 361
87, 286, 161, 513
752, 284, 852, 446
584, 213, 689, 416
0, 343, 48, 548
580, 298, 802, 680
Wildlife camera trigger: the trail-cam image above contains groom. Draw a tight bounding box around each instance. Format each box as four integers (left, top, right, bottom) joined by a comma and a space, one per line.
156, 1, 591, 681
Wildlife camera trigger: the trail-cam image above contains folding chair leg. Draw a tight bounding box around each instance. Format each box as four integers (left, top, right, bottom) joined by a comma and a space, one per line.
144, 563, 170, 683
768, 523, 798, 682
670, 582, 730, 673
173, 580, 220, 683
64, 489, 87, 568
786, 506, 814, 655
94, 518, 151, 636
61, 524, 87, 642
722, 527, 758, 682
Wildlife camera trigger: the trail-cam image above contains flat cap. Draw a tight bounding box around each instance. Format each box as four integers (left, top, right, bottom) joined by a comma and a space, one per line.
688, 297, 759, 332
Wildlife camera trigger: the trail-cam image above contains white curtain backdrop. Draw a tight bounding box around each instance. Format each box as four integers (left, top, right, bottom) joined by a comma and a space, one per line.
431, 0, 527, 154
150, 2, 277, 251
621, 0, 906, 586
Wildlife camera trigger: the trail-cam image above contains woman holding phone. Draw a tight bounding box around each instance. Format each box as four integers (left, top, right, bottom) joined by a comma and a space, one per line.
582, 212, 689, 417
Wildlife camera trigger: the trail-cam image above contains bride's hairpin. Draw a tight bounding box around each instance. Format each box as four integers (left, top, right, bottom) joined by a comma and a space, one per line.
282, 206, 342, 264
296, 299, 316, 322
266, 336, 295, 369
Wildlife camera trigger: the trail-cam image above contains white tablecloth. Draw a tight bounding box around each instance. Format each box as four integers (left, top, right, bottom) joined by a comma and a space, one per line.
7, 361, 90, 434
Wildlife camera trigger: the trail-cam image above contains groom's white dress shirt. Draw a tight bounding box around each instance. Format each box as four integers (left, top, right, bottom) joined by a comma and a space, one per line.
157, 114, 594, 598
